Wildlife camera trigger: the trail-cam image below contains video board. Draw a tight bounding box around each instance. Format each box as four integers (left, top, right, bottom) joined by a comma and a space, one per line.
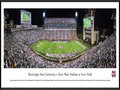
83, 16, 92, 28
21, 10, 31, 24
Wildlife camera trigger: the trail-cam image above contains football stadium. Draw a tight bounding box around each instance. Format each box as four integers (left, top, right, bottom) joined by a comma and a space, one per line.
4, 9, 116, 68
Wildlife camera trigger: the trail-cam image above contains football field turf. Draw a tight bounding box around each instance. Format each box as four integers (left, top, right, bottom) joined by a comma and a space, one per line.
31, 40, 87, 55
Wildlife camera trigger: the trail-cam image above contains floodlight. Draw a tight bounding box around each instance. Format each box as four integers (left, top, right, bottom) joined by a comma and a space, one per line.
75, 12, 78, 17
43, 12, 45, 18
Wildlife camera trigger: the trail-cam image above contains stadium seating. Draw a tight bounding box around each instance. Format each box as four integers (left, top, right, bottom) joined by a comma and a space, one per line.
44, 18, 76, 30
43, 18, 77, 41
4, 29, 116, 68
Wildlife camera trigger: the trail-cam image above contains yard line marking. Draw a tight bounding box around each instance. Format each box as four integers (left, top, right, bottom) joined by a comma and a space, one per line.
76, 41, 86, 49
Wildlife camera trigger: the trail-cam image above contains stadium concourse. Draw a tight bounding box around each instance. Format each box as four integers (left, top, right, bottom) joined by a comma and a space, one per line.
4, 29, 116, 68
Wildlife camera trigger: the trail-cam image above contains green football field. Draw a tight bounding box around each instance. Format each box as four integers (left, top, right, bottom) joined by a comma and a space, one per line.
31, 40, 87, 55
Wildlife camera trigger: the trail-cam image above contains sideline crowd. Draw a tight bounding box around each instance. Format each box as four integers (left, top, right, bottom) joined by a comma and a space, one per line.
4, 29, 116, 68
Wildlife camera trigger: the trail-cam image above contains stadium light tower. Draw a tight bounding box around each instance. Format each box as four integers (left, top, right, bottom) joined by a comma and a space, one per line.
75, 11, 78, 18
43, 11, 46, 18
75, 11, 78, 31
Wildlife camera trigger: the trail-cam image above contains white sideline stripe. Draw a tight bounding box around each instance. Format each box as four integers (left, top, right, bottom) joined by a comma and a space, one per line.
76, 41, 86, 49
53, 41, 68, 43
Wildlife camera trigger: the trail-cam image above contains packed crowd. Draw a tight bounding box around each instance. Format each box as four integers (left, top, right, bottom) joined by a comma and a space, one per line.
43, 18, 77, 41
44, 18, 76, 24
4, 29, 116, 68
46, 52, 78, 58
21, 24, 33, 29
44, 18, 76, 29
42, 30, 77, 41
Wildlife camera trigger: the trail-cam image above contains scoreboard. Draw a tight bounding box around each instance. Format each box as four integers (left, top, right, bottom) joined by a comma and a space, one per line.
83, 16, 93, 29
21, 10, 31, 24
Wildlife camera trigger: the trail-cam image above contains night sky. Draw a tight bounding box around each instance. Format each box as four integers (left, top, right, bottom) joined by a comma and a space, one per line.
5, 9, 115, 34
